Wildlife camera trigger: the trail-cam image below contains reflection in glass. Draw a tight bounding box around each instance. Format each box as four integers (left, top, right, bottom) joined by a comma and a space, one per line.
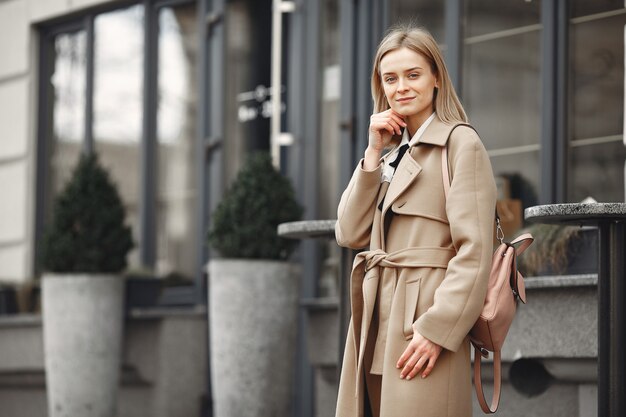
568, 10, 626, 202
463, 32, 541, 150
463, 0, 541, 211
93, 4, 145, 269
569, 14, 625, 140
319, 0, 340, 222
388, 0, 445, 43
571, 0, 624, 18
464, 0, 539, 38
49, 31, 86, 205
491, 151, 540, 210
224, 0, 272, 186
569, 141, 626, 202
156, 3, 199, 280
318, 0, 341, 297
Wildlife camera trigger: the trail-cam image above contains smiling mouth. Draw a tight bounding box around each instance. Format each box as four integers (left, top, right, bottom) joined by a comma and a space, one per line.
396, 97, 415, 102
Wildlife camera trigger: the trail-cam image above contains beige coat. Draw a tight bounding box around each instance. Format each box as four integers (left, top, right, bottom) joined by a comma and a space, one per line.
334, 115, 497, 417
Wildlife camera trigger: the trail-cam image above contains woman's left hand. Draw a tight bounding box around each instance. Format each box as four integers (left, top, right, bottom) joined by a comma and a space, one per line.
396, 329, 442, 380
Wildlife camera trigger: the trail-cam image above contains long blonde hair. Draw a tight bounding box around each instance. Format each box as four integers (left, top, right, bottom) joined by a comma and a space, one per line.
371, 25, 468, 125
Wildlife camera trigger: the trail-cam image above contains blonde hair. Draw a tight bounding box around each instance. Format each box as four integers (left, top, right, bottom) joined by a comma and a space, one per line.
371, 25, 468, 125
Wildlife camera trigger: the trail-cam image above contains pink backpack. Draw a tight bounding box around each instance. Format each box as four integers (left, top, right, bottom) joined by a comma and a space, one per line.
441, 126, 534, 413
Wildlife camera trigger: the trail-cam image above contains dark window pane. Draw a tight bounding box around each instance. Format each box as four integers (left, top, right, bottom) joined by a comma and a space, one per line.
318, 0, 341, 297
93, 4, 145, 269
491, 151, 540, 209
569, 13, 625, 140
156, 3, 199, 280
223, 0, 272, 186
571, 1, 624, 18
464, 0, 540, 38
569, 141, 626, 202
318, 0, 340, 221
388, 0, 445, 44
463, 31, 541, 150
568, 9, 625, 202
463, 1, 541, 213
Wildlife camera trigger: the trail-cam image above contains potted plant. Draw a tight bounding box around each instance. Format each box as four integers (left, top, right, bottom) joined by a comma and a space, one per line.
40, 153, 133, 417
207, 152, 303, 417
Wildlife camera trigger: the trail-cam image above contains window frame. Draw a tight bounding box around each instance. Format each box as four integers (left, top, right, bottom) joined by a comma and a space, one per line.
35, 0, 203, 306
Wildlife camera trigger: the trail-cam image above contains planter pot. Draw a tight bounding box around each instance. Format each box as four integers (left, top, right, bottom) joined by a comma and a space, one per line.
208, 259, 300, 417
42, 274, 125, 417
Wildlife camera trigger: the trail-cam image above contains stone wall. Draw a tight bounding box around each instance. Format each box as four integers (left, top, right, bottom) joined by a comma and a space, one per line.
0, 307, 208, 417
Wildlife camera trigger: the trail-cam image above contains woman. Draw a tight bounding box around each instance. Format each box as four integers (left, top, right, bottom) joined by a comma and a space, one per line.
334, 25, 497, 417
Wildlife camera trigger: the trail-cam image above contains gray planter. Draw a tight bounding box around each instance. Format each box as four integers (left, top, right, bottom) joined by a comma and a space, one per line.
208, 259, 300, 417
42, 274, 125, 417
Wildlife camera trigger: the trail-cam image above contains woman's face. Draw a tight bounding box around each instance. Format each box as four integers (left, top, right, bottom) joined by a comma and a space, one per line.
379, 47, 439, 120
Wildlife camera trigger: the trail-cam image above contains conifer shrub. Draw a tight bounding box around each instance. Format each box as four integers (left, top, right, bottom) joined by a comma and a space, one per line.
41, 153, 134, 273
208, 152, 303, 260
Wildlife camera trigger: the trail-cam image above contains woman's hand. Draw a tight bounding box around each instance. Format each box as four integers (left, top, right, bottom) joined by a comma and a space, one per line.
396, 329, 442, 380
363, 109, 406, 170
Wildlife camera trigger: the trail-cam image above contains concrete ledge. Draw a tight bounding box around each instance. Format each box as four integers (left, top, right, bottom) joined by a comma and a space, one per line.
0, 307, 207, 417
525, 274, 597, 289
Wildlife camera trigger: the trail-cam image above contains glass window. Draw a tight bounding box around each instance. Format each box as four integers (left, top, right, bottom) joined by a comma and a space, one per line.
42, 1, 202, 287
48, 30, 87, 216
463, 0, 541, 219
318, 0, 340, 223
571, 0, 624, 18
388, 0, 445, 44
156, 3, 199, 280
568, 6, 626, 202
223, 0, 272, 186
570, 141, 626, 202
318, 0, 341, 297
464, 0, 540, 38
93, 4, 145, 268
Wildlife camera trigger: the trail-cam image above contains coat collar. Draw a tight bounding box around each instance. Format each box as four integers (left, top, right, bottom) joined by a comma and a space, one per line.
378, 113, 459, 165
414, 113, 459, 147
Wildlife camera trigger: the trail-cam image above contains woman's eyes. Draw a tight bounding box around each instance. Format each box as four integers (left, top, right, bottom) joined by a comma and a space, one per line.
384, 73, 420, 83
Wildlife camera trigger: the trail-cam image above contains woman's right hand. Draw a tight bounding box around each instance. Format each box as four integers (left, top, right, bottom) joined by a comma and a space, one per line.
363, 109, 407, 170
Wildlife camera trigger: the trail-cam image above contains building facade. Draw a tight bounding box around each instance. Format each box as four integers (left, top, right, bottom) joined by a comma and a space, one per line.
0, 0, 624, 416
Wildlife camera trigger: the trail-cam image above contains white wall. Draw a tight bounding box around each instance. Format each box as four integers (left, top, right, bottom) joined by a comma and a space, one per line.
0, 0, 114, 283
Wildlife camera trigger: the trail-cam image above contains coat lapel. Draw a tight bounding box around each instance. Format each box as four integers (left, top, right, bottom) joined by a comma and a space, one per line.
378, 115, 461, 243
381, 153, 422, 215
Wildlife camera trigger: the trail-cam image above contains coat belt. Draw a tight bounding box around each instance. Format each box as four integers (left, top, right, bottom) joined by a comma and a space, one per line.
350, 246, 455, 396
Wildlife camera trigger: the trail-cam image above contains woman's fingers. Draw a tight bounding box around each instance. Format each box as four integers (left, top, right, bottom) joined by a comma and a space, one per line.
371, 114, 404, 136
388, 112, 407, 129
396, 343, 415, 369
421, 356, 438, 379
400, 350, 440, 380
405, 355, 428, 380
396, 334, 443, 380
372, 118, 400, 136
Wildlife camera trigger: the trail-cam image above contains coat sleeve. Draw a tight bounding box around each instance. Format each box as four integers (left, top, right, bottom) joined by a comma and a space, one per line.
413, 127, 497, 352
335, 158, 383, 249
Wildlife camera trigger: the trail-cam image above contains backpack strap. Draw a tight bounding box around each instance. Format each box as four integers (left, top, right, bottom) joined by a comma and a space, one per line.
440, 124, 475, 200
441, 142, 451, 199
441, 124, 499, 225
473, 346, 501, 414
